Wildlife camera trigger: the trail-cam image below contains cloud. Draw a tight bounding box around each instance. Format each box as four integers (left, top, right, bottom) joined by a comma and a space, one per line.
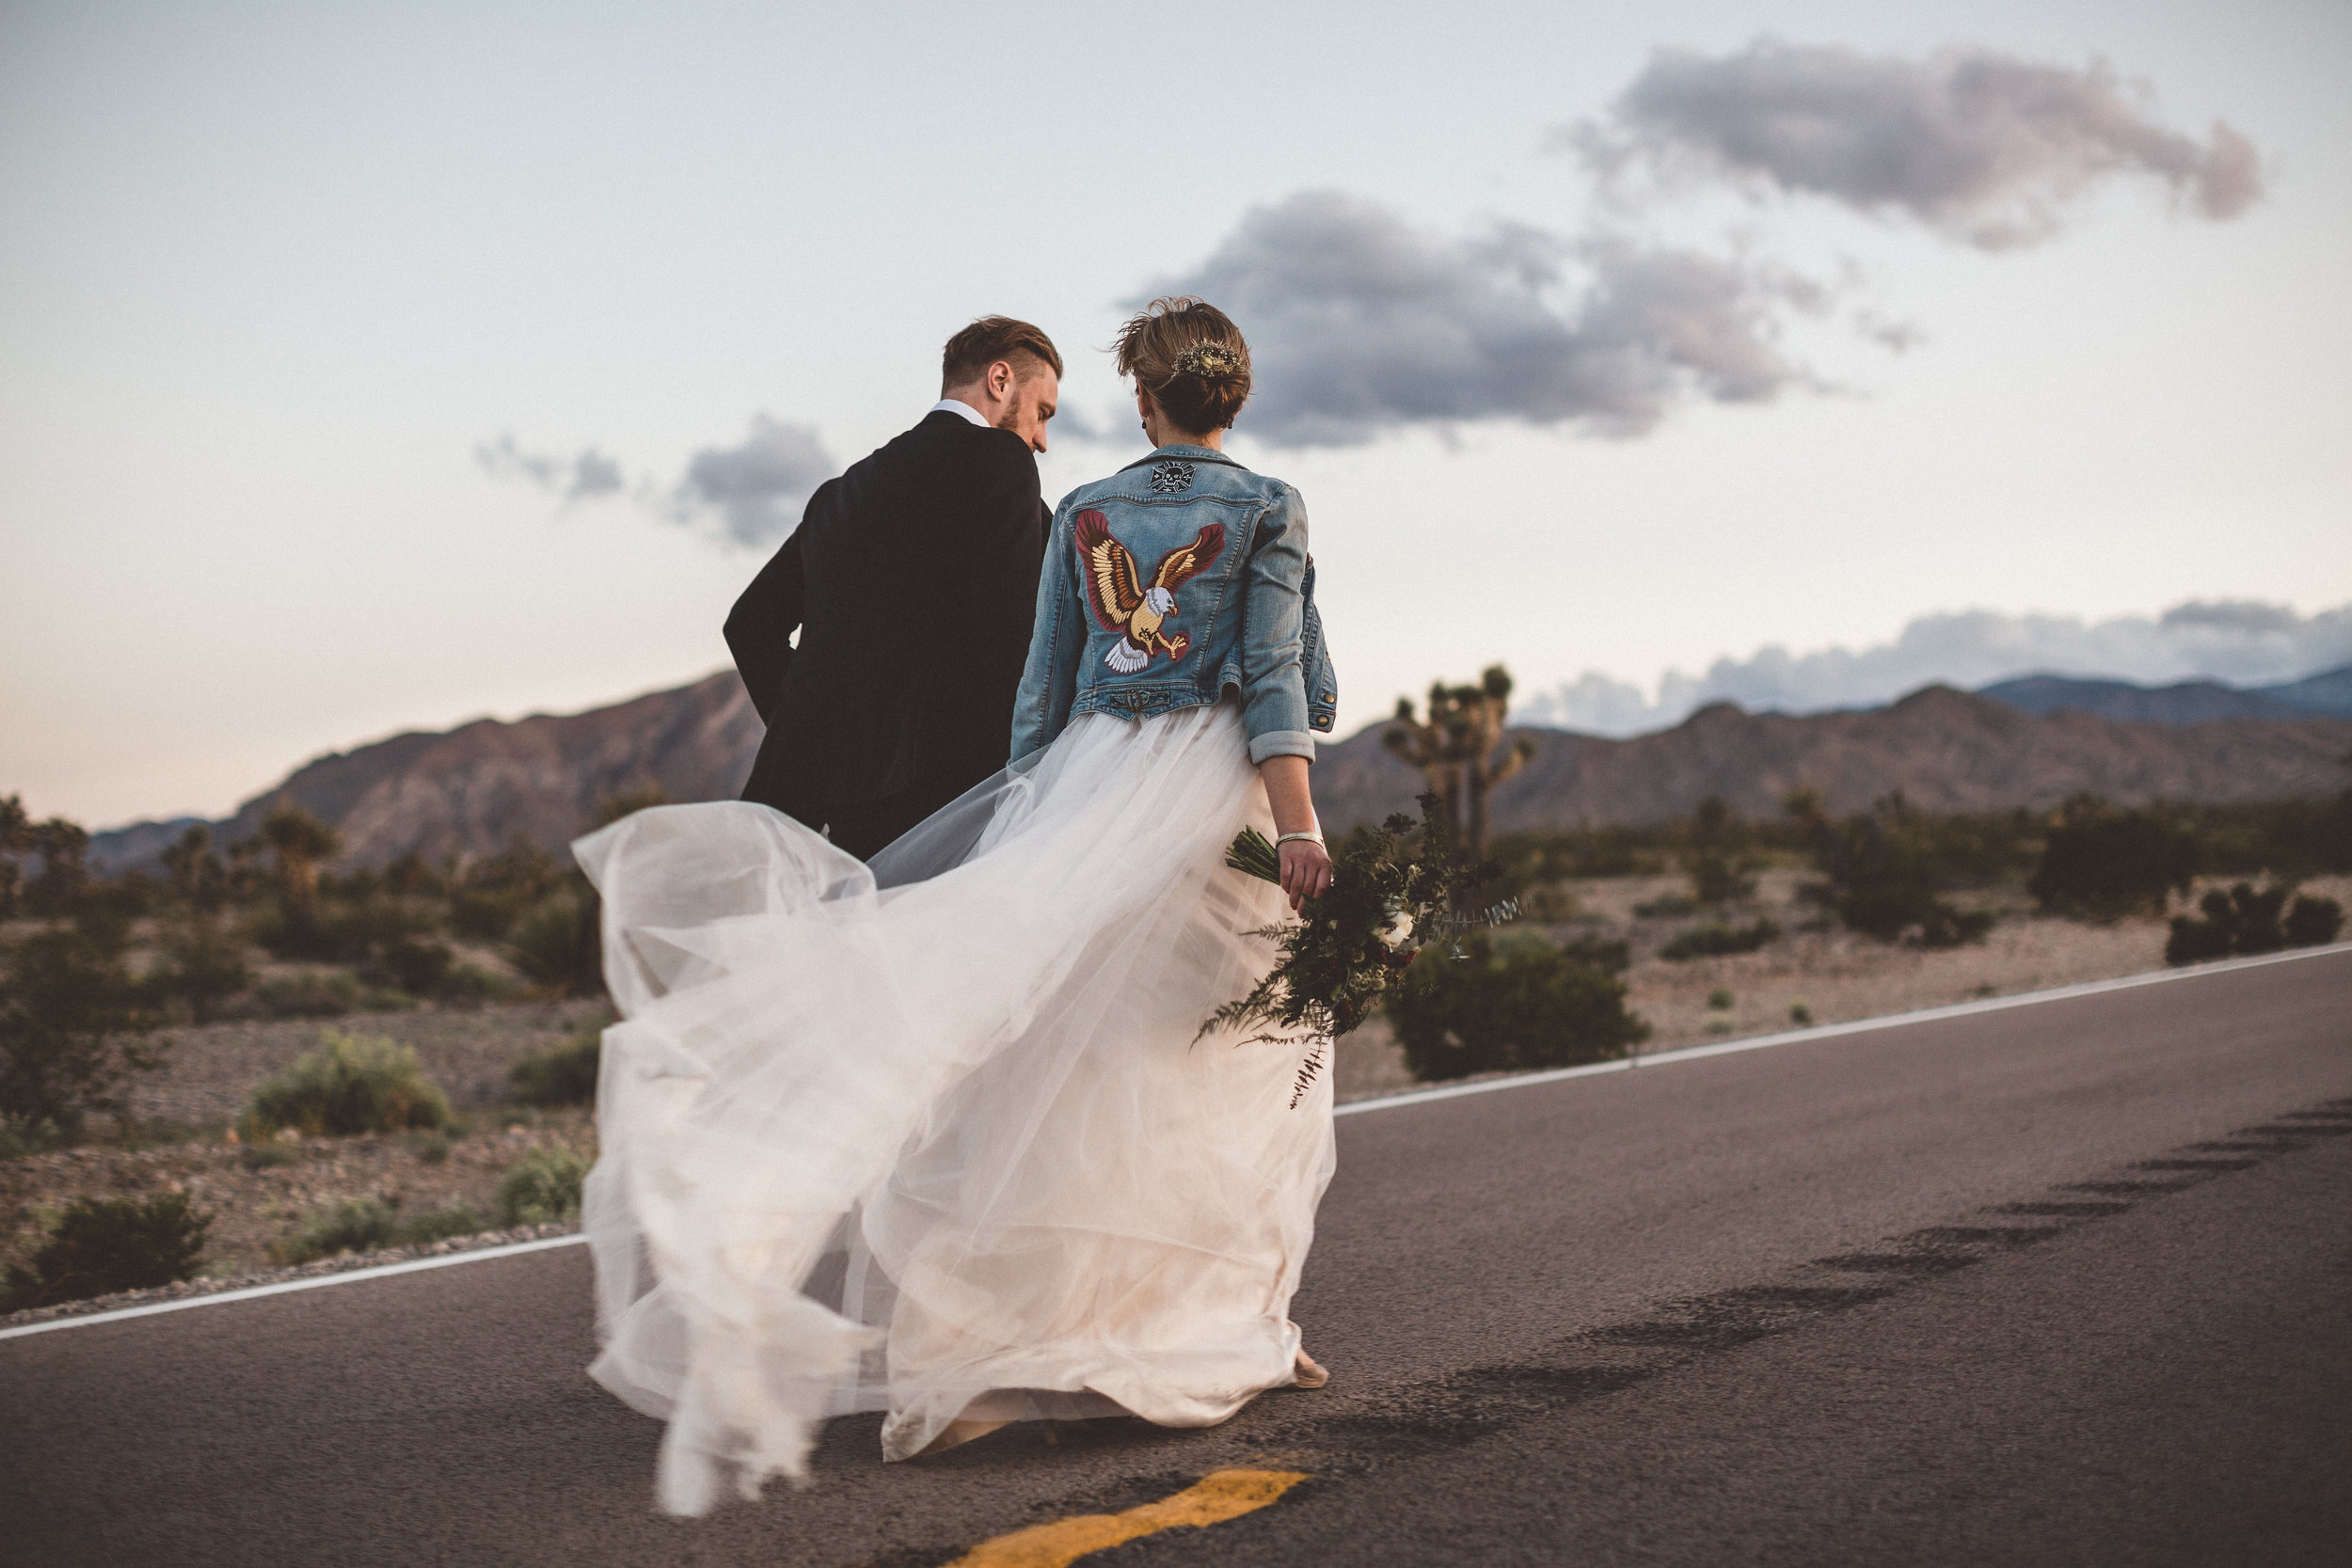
1156, 191, 1826, 447
474, 434, 627, 500
667, 415, 836, 547
1574, 40, 2263, 249
1515, 599, 2352, 736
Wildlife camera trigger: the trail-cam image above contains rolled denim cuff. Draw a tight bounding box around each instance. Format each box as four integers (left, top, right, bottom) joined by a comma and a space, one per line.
1247, 729, 1318, 765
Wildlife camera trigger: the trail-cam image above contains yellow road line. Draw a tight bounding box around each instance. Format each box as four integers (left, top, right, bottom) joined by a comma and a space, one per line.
945, 1467, 1311, 1568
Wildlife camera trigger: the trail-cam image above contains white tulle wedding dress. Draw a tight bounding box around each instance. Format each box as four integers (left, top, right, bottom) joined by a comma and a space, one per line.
572, 702, 1336, 1514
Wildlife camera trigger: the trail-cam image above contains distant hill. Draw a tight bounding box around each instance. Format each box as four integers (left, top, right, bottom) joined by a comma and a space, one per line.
1977, 663, 2352, 724
91, 673, 761, 872
88, 673, 2352, 872
1313, 685, 2352, 833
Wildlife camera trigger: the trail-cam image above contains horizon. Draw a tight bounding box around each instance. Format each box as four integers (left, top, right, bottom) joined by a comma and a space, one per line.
71, 628, 2352, 840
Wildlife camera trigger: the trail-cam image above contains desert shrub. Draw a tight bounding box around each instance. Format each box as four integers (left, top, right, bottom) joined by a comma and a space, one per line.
1683, 795, 1758, 906
1706, 988, 1735, 1010
1389, 931, 1650, 1082
238, 1139, 299, 1170
1660, 919, 1781, 962
3, 1193, 210, 1309
0, 911, 164, 1135
1788, 1001, 1814, 1026
508, 1029, 601, 1107
498, 1145, 589, 1225
1516, 883, 1581, 921
1633, 893, 1698, 919
2288, 893, 2347, 947
507, 881, 602, 996
2166, 884, 2344, 966
2029, 796, 2199, 920
1790, 792, 2000, 946
450, 837, 566, 941
151, 913, 254, 1024
242, 1029, 451, 1138
359, 934, 454, 997
269, 1196, 485, 1264
1555, 934, 1630, 974
256, 968, 361, 1019
269, 1197, 399, 1262
402, 1200, 486, 1243
0, 1112, 66, 1158
438, 961, 518, 1008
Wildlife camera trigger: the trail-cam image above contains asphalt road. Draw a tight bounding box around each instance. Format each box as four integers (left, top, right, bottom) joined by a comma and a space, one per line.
6, 949, 2349, 1567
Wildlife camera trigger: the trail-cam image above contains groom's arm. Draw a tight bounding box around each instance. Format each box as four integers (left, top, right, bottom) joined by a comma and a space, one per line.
723, 506, 815, 724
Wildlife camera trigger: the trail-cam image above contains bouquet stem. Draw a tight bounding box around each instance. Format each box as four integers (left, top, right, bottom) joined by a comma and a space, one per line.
1225, 825, 1283, 886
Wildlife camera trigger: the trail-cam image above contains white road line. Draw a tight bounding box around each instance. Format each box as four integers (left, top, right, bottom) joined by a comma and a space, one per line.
0, 1233, 588, 1341
1334, 939, 2352, 1118
8, 941, 2347, 1341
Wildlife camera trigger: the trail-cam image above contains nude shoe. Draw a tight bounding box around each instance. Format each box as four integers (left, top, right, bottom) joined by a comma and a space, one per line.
1294, 1349, 1330, 1389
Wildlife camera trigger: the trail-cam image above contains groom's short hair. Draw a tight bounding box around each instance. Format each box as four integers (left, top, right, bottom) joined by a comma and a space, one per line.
941, 316, 1063, 392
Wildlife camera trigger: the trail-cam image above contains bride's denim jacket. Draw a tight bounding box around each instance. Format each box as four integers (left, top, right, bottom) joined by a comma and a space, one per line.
1010, 445, 1338, 766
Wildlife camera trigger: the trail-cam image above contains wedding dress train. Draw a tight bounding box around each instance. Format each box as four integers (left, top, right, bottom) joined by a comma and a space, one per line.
573, 703, 1336, 1513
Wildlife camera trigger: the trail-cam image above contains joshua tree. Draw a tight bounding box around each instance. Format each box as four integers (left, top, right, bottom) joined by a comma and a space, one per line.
161, 825, 225, 911
257, 803, 342, 922
1384, 664, 1536, 859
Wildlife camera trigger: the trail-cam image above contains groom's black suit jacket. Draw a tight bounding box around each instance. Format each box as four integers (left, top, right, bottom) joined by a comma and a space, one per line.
726, 409, 1048, 846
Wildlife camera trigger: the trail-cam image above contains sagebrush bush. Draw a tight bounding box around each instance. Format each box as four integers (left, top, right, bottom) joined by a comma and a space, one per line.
498, 1145, 589, 1226
507, 881, 602, 996
2166, 884, 2344, 966
507, 1029, 601, 1107
1660, 919, 1780, 962
1789, 793, 2001, 947
242, 1030, 451, 1138
256, 968, 362, 1020
0, 1112, 66, 1159
3, 1193, 210, 1309
1389, 931, 1650, 1083
2030, 796, 2199, 920
269, 1196, 485, 1264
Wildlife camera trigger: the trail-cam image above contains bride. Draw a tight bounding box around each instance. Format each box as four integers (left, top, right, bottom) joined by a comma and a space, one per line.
574, 296, 1343, 1514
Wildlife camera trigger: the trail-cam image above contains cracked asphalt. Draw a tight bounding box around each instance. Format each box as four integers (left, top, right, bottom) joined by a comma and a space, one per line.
6, 949, 2347, 1567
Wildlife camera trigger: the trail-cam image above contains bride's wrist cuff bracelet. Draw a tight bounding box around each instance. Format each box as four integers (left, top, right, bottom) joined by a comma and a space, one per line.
1275, 831, 1325, 848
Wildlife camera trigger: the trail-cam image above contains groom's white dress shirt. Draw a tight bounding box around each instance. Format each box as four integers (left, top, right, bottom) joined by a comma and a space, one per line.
930, 398, 991, 428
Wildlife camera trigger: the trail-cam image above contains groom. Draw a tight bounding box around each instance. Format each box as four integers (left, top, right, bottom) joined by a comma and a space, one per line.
726, 317, 1060, 859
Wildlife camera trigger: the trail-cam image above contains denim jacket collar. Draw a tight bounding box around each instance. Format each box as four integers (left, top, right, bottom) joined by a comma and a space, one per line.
1119, 444, 1244, 473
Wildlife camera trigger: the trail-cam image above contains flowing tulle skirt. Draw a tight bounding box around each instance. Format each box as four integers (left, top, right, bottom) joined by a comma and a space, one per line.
573, 703, 1335, 1513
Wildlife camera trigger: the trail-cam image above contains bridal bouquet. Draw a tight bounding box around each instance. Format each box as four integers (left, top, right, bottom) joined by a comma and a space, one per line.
1203, 793, 1515, 1106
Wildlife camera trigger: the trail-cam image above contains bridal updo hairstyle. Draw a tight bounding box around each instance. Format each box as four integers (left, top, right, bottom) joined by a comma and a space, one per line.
1114, 296, 1252, 434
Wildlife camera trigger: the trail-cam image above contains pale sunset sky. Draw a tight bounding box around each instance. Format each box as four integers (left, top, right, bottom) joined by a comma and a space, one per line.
3, 0, 2347, 827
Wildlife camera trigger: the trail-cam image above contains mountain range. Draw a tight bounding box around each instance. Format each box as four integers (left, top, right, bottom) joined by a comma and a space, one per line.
1976, 663, 2352, 725
84, 665, 2352, 871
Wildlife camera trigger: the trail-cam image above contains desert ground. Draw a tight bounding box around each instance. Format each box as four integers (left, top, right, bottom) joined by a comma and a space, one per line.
7, 871, 2342, 1323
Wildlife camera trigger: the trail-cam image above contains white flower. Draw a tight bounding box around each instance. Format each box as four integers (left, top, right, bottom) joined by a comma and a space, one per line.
1376, 901, 1416, 950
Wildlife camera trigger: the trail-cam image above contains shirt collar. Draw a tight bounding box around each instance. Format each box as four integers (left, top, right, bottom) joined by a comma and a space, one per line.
928, 398, 992, 429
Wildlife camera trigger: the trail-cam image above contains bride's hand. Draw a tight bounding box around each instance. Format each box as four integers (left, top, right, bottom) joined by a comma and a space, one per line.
1279, 836, 1332, 911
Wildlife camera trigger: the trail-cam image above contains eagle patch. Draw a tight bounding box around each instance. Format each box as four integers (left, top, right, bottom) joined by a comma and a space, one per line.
1073, 510, 1227, 673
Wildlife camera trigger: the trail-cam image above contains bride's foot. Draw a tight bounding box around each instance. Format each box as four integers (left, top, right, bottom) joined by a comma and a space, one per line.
1294, 1348, 1330, 1389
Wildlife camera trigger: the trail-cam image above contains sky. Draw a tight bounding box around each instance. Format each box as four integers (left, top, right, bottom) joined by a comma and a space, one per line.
3, 0, 2348, 828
